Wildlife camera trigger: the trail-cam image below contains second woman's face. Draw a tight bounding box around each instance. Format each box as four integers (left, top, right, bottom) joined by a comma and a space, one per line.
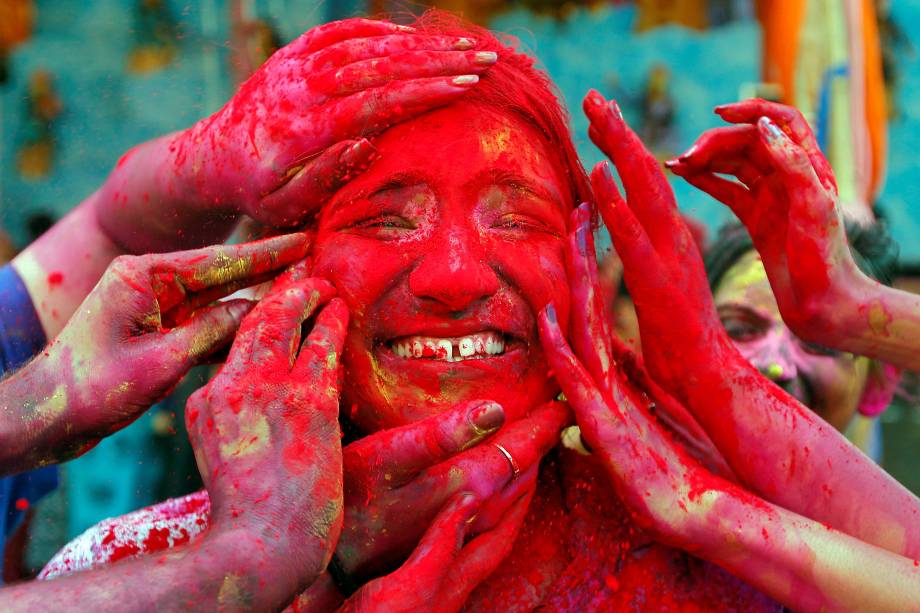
312, 105, 572, 432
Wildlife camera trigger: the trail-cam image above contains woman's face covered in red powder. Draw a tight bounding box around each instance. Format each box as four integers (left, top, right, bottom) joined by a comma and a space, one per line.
313, 104, 571, 431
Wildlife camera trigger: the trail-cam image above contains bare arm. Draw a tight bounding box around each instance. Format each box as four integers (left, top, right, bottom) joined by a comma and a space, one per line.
538, 207, 920, 611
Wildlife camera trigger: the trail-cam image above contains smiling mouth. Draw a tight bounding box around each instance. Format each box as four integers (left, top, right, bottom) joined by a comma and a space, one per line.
386, 331, 510, 362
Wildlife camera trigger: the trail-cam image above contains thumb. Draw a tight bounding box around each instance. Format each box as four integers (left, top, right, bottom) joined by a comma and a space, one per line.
163, 299, 255, 368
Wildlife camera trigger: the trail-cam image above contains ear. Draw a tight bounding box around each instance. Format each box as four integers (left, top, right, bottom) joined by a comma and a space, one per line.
857, 360, 901, 417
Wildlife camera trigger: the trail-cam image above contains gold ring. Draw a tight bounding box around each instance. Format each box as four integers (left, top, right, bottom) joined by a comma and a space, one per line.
494, 443, 520, 480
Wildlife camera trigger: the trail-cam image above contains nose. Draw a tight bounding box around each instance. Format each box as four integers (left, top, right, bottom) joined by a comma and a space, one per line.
749, 330, 798, 384
408, 229, 500, 311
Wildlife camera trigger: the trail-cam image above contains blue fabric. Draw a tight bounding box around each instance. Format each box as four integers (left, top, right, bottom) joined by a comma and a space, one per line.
0, 264, 58, 578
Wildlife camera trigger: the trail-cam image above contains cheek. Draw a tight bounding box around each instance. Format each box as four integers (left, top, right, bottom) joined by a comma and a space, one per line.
312, 236, 413, 311
491, 237, 570, 328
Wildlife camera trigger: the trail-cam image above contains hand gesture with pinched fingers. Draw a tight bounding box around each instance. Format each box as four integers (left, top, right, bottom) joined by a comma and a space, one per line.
176, 17, 497, 227
186, 259, 349, 589
0, 234, 310, 475
334, 400, 569, 580
666, 99, 859, 343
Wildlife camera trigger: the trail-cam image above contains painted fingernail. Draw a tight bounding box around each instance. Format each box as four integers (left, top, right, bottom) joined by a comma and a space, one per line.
469, 401, 504, 435
575, 221, 589, 256
600, 160, 615, 183
677, 144, 698, 162
759, 116, 785, 143
473, 50, 498, 65
544, 303, 558, 325
452, 74, 479, 86
340, 138, 378, 168
585, 89, 604, 107
453, 37, 475, 50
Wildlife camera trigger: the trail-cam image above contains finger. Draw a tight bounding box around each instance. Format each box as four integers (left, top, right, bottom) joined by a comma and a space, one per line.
157, 298, 255, 369
591, 163, 663, 294
258, 139, 378, 227
667, 125, 773, 184
446, 487, 533, 606
289, 18, 416, 57
308, 75, 482, 144
306, 34, 476, 72
715, 99, 837, 193
584, 90, 681, 253
344, 400, 506, 486
225, 275, 335, 372
756, 117, 826, 202
399, 492, 479, 574
293, 297, 350, 384
150, 233, 310, 312
674, 171, 755, 223
538, 305, 621, 454
566, 200, 615, 391
468, 461, 537, 534
160, 268, 280, 329
309, 50, 497, 97
413, 402, 570, 502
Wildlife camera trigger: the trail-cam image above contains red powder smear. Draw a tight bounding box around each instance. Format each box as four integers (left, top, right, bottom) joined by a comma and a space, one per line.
101, 526, 141, 563
47, 271, 64, 287
14, 497, 29, 511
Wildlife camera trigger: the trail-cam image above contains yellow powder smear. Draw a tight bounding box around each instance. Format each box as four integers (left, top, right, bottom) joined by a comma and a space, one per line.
219, 413, 270, 460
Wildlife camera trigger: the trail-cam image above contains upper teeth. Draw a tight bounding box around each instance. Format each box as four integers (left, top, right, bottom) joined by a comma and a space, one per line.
390, 332, 506, 362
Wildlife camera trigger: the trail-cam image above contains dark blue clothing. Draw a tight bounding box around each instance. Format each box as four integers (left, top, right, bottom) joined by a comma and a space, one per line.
0, 264, 58, 577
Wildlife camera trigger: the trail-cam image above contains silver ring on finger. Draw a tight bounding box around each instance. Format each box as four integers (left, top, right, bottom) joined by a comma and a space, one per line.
494, 443, 520, 480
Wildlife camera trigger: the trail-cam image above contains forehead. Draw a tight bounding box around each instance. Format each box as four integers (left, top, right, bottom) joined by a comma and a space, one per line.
712, 250, 781, 316
341, 104, 568, 204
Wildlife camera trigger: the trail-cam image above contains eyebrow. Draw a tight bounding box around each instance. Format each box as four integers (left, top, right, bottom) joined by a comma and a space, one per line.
468, 168, 563, 207
715, 301, 773, 325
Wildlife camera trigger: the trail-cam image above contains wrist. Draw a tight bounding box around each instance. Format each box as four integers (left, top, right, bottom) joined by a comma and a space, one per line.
96, 132, 240, 254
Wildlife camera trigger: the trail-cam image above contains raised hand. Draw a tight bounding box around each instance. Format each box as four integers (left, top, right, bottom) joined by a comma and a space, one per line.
582, 90, 725, 399
186, 258, 348, 602
539, 263, 920, 613
665, 99, 858, 345
98, 17, 497, 254
582, 90, 920, 563
0, 233, 308, 475
335, 400, 567, 579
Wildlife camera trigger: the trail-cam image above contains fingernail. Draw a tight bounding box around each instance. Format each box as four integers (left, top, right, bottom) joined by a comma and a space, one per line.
664, 159, 678, 168
677, 144, 698, 162
341, 138, 377, 168
544, 303, 558, 325
227, 299, 255, 322
473, 51, 497, 65
396, 24, 415, 32
609, 100, 624, 121
600, 160, 615, 183
713, 104, 728, 114
452, 74, 479, 86
585, 89, 604, 107
575, 221, 589, 256
453, 37, 475, 50
469, 401, 504, 435
759, 116, 785, 143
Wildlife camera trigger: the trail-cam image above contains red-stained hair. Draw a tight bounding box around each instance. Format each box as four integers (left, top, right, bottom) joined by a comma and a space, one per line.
407, 9, 592, 211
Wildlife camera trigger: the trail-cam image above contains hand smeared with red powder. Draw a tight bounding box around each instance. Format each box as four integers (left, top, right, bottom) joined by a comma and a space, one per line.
185, 258, 348, 587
